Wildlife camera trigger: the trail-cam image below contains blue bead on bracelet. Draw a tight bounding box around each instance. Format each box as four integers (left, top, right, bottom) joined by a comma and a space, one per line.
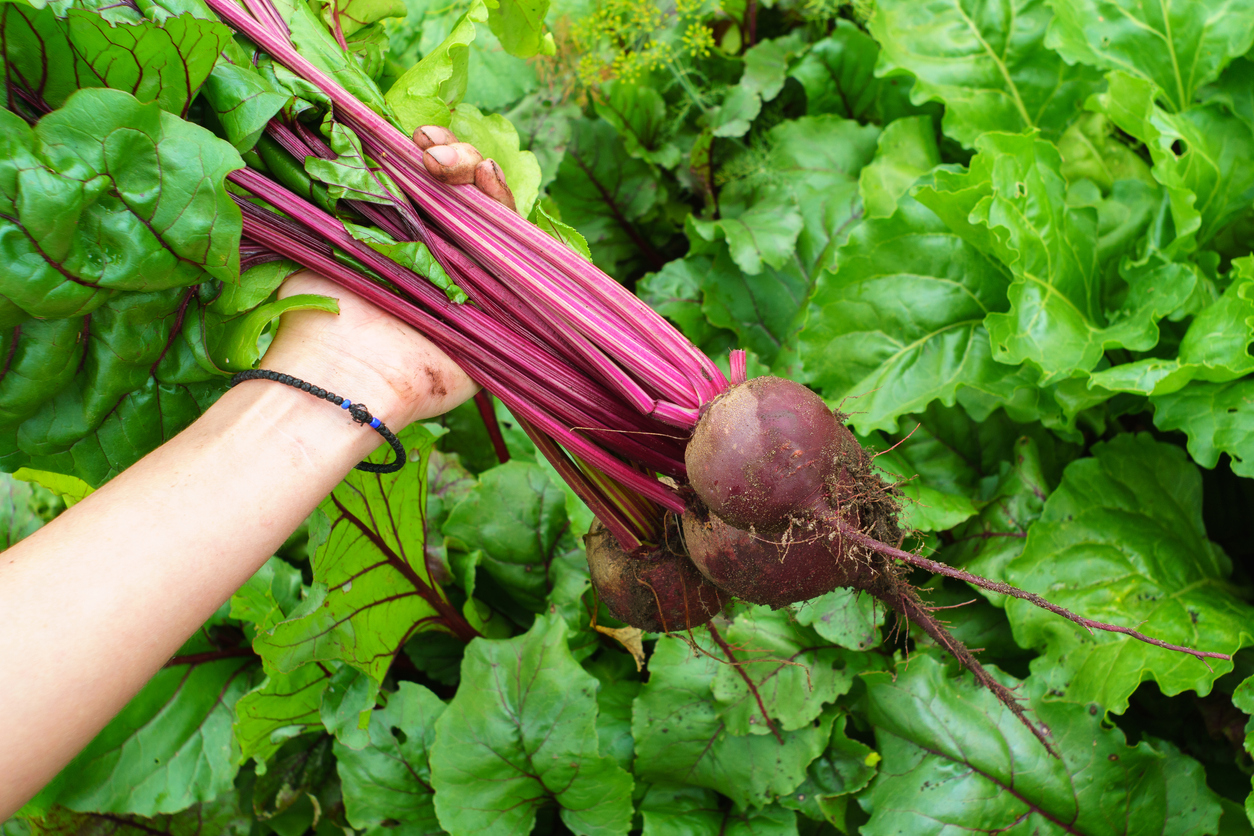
228, 369, 406, 474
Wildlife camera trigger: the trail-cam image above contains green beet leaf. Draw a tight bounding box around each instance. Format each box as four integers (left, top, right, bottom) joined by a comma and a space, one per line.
776, 711, 877, 828
273, 0, 393, 117
26, 793, 253, 835
319, 0, 406, 40
695, 245, 808, 369
1094, 71, 1254, 255
708, 608, 863, 735
1045, 0, 1254, 113
799, 194, 1014, 434
385, 0, 488, 132
64, 10, 231, 117
858, 115, 940, 219
548, 117, 666, 278
859, 652, 1222, 835
0, 87, 242, 320
336, 681, 445, 834
638, 785, 799, 836
319, 664, 379, 750
430, 615, 634, 835
1152, 378, 1254, 478
233, 662, 332, 766
200, 44, 292, 152
593, 79, 680, 169
944, 435, 1053, 591
483, 0, 553, 58
917, 132, 1193, 381
869, 0, 1103, 146
441, 460, 572, 612
1006, 434, 1254, 712
304, 118, 407, 205
633, 633, 831, 809
40, 633, 255, 816
255, 423, 466, 682
793, 588, 881, 651
586, 652, 640, 773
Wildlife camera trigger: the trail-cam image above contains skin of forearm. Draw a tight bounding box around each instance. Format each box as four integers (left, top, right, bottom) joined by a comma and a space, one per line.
0, 356, 442, 816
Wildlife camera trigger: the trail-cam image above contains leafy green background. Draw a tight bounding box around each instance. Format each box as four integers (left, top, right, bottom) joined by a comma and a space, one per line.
5, 0, 1254, 833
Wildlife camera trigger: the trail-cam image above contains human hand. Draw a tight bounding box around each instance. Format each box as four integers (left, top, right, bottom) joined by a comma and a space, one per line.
261, 127, 515, 429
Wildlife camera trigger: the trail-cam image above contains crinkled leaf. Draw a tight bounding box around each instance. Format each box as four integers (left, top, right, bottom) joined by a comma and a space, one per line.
385, 0, 487, 132
255, 424, 451, 682
0, 87, 243, 317
637, 254, 737, 357
1007, 434, 1254, 712
710, 608, 858, 735
335, 681, 445, 833
304, 119, 406, 205
917, 133, 1193, 381
1045, 0, 1254, 113
1056, 113, 1154, 192
1091, 255, 1254, 396
585, 653, 639, 773
777, 712, 877, 827
793, 588, 881, 651
430, 615, 633, 835
869, 0, 1103, 146
449, 102, 541, 217
799, 195, 1014, 433
639, 785, 799, 836
64, 10, 230, 116
632, 634, 830, 809
858, 115, 940, 218
1095, 71, 1254, 254
230, 555, 304, 635
1152, 378, 1254, 477
859, 652, 1221, 835
441, 460, 570, 612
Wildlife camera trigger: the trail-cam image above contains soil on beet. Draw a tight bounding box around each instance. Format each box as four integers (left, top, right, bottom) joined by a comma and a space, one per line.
585, 520, 729, 633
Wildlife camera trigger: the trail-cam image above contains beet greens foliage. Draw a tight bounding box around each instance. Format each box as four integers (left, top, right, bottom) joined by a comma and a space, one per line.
4, 0, 1254, 832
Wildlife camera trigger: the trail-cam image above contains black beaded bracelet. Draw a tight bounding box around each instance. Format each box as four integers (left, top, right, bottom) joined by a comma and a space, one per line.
229, 369, 406, 474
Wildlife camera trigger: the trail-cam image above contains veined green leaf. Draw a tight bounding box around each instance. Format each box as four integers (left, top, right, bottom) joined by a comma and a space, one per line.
860, 652, 1221, 835
633, 633, 831, 809
858, 115, 940, 218
1046, 0, 1254, 113
639, 785, 800, 835
385, 0, 488, 132
869, 0, 1103, 146
1007, 434, 1254, 712
431, 615, 634, 835
255, 424, 459, 682
799, 194, 1014, 434
336, 681, 445, 834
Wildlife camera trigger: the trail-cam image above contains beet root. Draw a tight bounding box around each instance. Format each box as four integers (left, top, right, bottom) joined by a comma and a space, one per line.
686, 377, 857, 533
681, 506, 887, 608
585, 521, 729, 633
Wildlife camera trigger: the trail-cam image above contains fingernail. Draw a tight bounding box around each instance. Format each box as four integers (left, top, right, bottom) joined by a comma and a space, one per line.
491, 160, 506, 184
428, 145, 457, 167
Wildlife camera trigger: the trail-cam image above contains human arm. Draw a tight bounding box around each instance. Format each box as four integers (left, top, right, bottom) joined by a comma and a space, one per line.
0, 131, 506, 817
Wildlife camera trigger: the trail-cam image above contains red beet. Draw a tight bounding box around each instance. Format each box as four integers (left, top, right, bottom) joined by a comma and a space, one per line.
686, 377, 853, 533
681, 505, 884, 608
585, 521, 729, 632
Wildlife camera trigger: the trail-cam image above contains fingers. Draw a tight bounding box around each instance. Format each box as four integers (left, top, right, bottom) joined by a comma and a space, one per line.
422, 141, 484, 185
412, 125, 457, 149
474, 159, 517, 213
415, 125, 518, 213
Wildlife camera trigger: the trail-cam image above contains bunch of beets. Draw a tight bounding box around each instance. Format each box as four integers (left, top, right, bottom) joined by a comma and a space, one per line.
187, 0, 1230, 754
